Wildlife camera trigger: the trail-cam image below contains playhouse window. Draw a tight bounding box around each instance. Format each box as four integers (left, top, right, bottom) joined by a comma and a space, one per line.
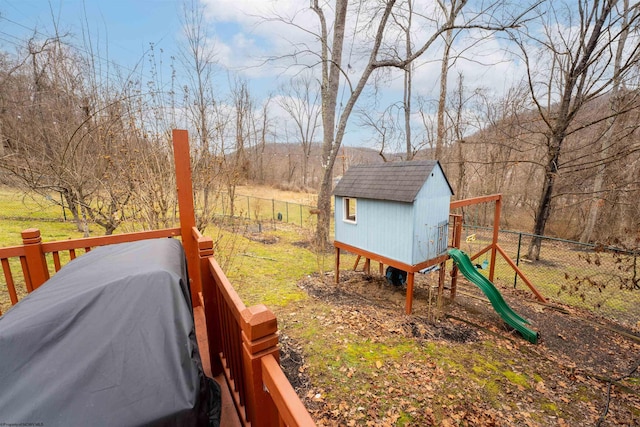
344, 198, 357, 223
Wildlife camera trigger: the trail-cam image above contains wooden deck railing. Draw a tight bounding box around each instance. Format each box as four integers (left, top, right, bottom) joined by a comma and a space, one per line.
0, 129, 315, 426
0, 227, 181, 315
195, 227, 315, 427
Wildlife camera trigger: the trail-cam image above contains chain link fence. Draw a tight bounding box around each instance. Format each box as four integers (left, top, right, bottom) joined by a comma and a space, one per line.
3, 188, 638, 330
463, 225, 639, 330
0, 188, 319, 232
217, 192, 318, 230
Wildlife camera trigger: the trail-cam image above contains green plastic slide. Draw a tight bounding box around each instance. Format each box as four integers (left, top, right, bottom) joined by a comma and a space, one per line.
448, 248, 539, 344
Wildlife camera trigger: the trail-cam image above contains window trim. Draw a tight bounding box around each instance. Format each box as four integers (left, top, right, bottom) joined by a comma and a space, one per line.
343, 197, 357, 223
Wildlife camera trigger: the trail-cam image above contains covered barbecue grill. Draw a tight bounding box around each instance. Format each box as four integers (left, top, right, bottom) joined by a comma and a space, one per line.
0, 238, 220, 426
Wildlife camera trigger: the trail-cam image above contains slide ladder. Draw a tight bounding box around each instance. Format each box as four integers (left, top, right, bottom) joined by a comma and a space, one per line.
448, 248, 539, 344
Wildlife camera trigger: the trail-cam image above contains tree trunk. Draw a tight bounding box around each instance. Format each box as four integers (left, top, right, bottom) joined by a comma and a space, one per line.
303, 150, 310, 187
580, 0, 630, 243
522, 0, 618, 260
313, 0, 348, 249
404, 0, 413, 160
316, 166, 334, 249
527, 137, 561, 260
435, 27, 453, 161
62, 190, 83, 232
455, 139, 465, 199
228, 184, 236, 217
404, 64, 412, 160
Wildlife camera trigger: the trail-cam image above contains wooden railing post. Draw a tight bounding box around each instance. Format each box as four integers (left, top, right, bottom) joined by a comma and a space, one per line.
241, 305, 280, 427
262, 355, 317, 426
489, 195, 501, 282
449, 214, 463, 300
21, 228, 50, 291
172, 129, 202, 307
194, 228, 223, 376
335, 246, 340, 284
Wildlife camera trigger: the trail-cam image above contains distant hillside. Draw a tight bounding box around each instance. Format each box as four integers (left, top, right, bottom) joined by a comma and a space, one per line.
430, 90, 640, 243
244, 143, 390, 190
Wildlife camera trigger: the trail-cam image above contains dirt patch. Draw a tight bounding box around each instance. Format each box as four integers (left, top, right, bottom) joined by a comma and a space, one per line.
286, 270, 640, 426
449, 282, 640, 379
245, 232, 279, 244
292, 240, 314, 250
279, 333, 312, 393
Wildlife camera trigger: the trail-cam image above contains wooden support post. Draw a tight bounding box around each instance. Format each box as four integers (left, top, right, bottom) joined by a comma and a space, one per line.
172, 129, 201, 307
405, 272, 415, 314
21, 228, 50, 290
363, 258, 371, 274
496, 244, 547, 303
335, 246, 341, 284
353, 255, 361, 271
335, 240, 448, 316
195, 228, 223, 376
241, 305, 280, 427
379, 262, 384, 275
450, 214, 463, 300
452, 214, 463, 249
438, 261, 446, 300
489, 195, 501, 282
1, 258, 18, 305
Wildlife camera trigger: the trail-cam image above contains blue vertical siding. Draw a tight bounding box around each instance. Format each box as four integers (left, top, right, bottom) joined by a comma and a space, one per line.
411, 165, 451, 264
335, 197, 413, 263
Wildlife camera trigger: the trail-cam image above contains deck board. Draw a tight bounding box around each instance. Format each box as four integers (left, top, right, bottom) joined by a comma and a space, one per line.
194, 306, 242, 427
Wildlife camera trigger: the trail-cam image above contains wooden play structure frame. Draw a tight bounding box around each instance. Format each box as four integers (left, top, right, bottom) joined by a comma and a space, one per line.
335, 194, 546, 314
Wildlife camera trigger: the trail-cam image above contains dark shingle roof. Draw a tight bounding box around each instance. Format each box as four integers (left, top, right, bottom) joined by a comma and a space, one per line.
333, 160, 453, 203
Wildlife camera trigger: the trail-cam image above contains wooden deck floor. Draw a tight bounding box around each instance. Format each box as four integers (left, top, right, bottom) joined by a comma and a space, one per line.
194, 306, 242, 427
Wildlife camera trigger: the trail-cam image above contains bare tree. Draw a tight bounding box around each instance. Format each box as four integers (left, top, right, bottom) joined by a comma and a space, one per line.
309, 0, 536, 247
251, 94, 275, 184
358, 103, 402, 161
512, 0, 640, 259
180, 0, 223, 231
390, 0, 415, 160
580, 0, 634, 243
435, 9, 457, 161
448, 73, 470, 199
0, 34, 142, 235
223, 79, 254, 217
277, 72, 321, 187
416, 96, 438, 157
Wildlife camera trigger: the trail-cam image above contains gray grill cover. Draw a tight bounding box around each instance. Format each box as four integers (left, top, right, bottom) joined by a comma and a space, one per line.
0, 238, 215, 426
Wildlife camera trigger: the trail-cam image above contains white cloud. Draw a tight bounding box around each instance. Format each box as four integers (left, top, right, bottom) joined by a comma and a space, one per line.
193, 0, 535, 147
198, 0, 322, 78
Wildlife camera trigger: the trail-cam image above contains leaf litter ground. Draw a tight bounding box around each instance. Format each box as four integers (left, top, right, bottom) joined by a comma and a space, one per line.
278, 269, 640, 426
